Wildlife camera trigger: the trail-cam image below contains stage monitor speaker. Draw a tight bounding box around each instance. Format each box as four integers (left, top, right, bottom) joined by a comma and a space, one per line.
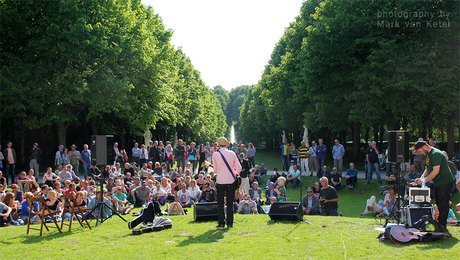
388, 131, 409, 163
268, 202, 302, 221
406, 205, 434, 228
193, 202, 218, 222
91, 135, 114, 166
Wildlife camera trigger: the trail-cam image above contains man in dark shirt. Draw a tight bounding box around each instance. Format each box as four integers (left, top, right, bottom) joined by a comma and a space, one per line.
175, 139, 186, 169
330, 167, 343, 190
149, 141, 160, 164
366, 141, 382, 185
414, 141, 455, 231
123, 162, 135, 176
319, 176, 339, 216
199, 182, 216, 203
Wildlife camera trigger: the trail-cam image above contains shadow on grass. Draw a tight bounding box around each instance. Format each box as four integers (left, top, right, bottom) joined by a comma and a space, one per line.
381, 236, 459, 249
2, 227, 85, 245
178, 228, 226, 246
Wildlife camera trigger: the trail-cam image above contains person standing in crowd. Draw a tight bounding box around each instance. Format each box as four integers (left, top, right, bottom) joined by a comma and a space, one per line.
54, 145, 64, 167
280, 139, 290, 172
366, 141, 382, 185
414, 141, 455, 232
238, 153, 250, 196
29, 143, 42, 179
332, 140, 345, 175
131, 142, 141, 167
315, 139, 326, 177
80, 144, 91, 180
212, 137, 241, 229
247, 143, 256, 168
319, 176, 339, 216
3, 141, 17, 186
429, 138, 440, 149
175, 139, 186, 169
298, 141, 310, 176
69, 144, 80, 176
309, 141, 318, 177
188, 142, 197, 174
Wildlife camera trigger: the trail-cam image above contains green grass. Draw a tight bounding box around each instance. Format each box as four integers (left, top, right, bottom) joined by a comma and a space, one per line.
1, 149, 459, 259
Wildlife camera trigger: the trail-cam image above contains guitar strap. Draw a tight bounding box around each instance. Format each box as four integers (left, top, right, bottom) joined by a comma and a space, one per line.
218, 150, 236, 180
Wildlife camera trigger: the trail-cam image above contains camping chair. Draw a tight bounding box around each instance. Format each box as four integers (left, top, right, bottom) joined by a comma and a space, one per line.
27, 197, 62, 236
60, 194, 92, 232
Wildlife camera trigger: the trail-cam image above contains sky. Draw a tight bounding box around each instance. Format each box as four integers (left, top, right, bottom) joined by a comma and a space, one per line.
142, 0, 305, 91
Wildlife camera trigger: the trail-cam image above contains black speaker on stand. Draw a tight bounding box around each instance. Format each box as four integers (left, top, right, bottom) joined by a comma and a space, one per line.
91, 135, 114, 166
388, 131, 409, 163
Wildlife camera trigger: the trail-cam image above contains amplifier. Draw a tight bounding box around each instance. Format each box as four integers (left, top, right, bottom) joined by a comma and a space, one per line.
405, 204, 434, 228
268, 202, 302, 221
408, 187, 430, 204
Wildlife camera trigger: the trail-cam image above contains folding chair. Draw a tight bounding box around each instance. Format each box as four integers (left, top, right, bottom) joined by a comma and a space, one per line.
60, 194, 92, 232
27, 197, 62, 236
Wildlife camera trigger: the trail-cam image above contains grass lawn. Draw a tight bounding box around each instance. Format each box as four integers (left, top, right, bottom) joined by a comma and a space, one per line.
1, 149, 459, 259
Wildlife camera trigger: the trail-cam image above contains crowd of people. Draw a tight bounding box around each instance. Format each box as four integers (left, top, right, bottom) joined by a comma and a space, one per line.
1, 137, 459, 231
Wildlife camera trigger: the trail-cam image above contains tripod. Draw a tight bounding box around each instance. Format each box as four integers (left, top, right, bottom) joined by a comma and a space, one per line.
87, 173, 127, 227
383, 165, 406, 227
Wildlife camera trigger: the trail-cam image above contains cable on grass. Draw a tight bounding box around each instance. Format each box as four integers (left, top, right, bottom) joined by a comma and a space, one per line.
341, 232, 347, 260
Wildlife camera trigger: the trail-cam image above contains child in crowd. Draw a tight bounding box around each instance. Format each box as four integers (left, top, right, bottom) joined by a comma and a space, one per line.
275, 177, 287, 202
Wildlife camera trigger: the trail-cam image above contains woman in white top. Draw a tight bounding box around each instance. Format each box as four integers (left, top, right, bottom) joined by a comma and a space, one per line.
187, 179, 201, 203
160, 177, 171, 194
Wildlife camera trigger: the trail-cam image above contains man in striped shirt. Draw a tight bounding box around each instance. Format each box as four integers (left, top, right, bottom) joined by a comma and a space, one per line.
298, 141, 310, 176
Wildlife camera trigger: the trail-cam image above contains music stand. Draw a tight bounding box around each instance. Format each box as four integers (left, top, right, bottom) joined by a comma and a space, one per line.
87, 160, 127, 227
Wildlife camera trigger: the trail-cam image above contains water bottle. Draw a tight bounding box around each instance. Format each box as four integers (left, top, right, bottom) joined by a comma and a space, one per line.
421, 176, 426, 188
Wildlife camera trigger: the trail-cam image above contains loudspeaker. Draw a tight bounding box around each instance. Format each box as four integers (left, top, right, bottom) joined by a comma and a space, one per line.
268, 202, 302, 221
193, 202, 218, 222
406, 205, 435, 228
388, 131, 409, 163
91, 135, 114, 166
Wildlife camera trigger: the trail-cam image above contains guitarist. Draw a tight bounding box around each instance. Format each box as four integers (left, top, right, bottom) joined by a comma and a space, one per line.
212, 137, 241, 229
238, 153, 250, 196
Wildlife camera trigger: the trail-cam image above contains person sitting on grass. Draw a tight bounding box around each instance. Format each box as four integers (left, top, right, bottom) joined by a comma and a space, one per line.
132, 181, 150, 207
360, 195, 384, 216
85, 191, 112, 220
0, 199, 14, 227
266, 168, 279, 188
345, 163, 358, 189
167, 199, 186, 216
151, 181, 167, 205
330, 167, 344, 191
187, 179, 201, 203
249, 181, 263, 205
199, 182, 216, 203
302, 187, 320, 215
237, 194, 257, 214
378, 185, 398, 218
275, 177, 287, 202
264, 196, 278, 213
287, 165, 301, 190
311, 182, 321, 197
3, 192, 23, 225
406, 165, 420, 183
112, 186, 133, 215
265, 182, 277, 205
177, 183, 192, 208
10, 184, 23, 204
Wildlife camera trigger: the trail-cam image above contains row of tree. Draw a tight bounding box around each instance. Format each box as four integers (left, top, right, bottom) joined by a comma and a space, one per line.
1, 0, 226, 165
238, 0, 459, 160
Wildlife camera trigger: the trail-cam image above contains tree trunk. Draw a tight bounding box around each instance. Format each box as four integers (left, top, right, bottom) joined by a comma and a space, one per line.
20, 118, 26, 164
353, 122, 361, 162
90, 116, 100, 135
379, 126, 385, 149
446, 118, 454, 156
365, 127, 369, 144
373, 124, 379, 143
57, 122, 68, 147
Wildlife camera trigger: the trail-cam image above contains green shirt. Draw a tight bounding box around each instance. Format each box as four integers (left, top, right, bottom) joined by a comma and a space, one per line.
426, 148, 454, 187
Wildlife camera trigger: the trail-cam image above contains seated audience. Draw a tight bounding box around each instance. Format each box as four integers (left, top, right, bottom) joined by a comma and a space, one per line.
132, 181, 150, 207
406, 165, 419, 183
345, 163, 358, 189
199, 182, 216, 203
360, 195, 383, 216
151, 181, 167, 205
187, 179, 201, 203
43, 167, 59, 187
237, 194, 257, 214
378, 185, 399, 218
21, 192, 39, 224
265, 182, 277, 205
44, 190, 63, 222
3, 193, 23, 225
10, 184, 23, 204
330, 167, 344, 191
249, 181, 263, 205
302, 187, 320, 215
112, 186, 133, 215
85, 191, 112, 220
287, 165, 301, 189
176, 183, 192, 208
266, 168, 279, 188
0, 199, 14, 227
264, 196, 277, 213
